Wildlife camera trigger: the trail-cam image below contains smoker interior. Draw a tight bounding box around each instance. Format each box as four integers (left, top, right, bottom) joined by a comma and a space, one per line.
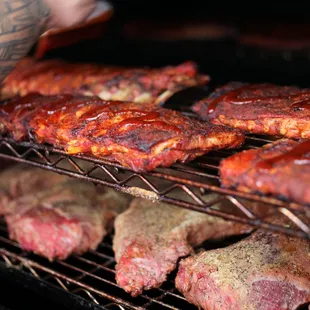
1, 4, 310, 309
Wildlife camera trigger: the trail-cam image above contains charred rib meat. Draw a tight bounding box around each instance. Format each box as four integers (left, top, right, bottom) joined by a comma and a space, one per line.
1, 57, 209, 105
0, 95, 245, 172
219, 138, 310, 205
192, 82, 310, 139
176, 216, 310, 310
113, 197, 252, 296
0, 93, 103, 140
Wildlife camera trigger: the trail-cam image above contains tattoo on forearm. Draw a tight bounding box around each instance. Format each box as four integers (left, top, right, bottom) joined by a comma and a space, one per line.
0, 0, 50, 82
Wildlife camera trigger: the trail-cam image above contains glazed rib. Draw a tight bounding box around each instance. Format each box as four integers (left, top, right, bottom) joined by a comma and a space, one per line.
192, 82, 310, 139
0, 93, 103, 140
1, 57, 209, 105
113, 196, 252, 296
219, 139, 310, 205
5, 180, 131, 261
0, 95, 245, 172
176, 216, 310, 310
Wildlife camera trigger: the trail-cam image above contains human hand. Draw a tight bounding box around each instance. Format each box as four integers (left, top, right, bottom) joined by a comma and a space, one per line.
43, 0, 98, 29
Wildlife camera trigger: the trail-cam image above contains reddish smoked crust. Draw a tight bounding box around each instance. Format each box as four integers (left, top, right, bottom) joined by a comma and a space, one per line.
175, 216, 310, 310
1, 57, 209, 105
0, 95, 245, 172
192, 82, 310, 139
219, 139, 310, 205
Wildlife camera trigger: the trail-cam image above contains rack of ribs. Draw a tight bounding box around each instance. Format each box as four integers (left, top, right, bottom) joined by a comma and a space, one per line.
219, 138, 310, 205
192, 82, 310, 139
113, 197, 253, 297
0, 94, 245, 172
1, 57, 209, 105
175, 216, 310, 310
5, 180, 132, 261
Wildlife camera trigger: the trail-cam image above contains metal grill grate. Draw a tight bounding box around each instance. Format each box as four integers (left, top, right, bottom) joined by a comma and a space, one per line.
0, 136, 309, 240
0, 220, 201, 310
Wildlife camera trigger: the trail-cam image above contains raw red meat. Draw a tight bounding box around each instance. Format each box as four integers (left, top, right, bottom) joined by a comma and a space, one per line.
113, 197, 252, 296
176, 216, 310, 310
5, 180, 131, 260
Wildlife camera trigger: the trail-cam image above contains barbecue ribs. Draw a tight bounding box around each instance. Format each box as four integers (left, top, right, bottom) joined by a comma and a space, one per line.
192, 82, 310, 139
1, 57, 209, 105
176, 216, 310, 310
0, 95, 245, 172
0, 164, 70, 216
113, 197, 252, 297
5, 180, 131, 260
219, 138, 310, 205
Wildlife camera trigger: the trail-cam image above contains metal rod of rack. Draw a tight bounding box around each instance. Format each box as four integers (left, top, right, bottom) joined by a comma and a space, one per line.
0, 137, 309, 239
0, 220, 196, 310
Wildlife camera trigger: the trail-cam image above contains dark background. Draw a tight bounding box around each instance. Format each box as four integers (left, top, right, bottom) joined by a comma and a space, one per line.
36, 1, 310, 87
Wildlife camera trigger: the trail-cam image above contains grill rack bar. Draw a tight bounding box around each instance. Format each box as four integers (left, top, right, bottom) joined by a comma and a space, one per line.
0, 221, 195, 310
0, 137, 309, 239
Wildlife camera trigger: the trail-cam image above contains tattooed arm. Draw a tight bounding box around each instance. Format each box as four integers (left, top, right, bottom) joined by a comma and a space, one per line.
0, 0, 96, 83
0, 1, 50, 82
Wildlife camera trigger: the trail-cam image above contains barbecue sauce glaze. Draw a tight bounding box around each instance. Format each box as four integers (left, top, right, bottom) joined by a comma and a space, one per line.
256, 140, 310, 171
206, 84, 310, 115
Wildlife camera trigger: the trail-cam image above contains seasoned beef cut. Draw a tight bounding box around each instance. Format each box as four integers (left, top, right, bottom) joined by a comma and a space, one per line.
219, 138, 310, 205
0, 164, 70, 216
192, 82, 310, 139
1, 57, 209, 105
5, 181, 131, 260
176, 216, 310, 310
113, 197, 252, 297
0, 95, 245, 172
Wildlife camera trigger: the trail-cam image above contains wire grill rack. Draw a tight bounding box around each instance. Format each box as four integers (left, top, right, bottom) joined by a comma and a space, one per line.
0, 136, 309, 240
0, 219, 204, 310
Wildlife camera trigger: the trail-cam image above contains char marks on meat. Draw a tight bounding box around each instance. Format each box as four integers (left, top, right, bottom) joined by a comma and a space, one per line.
5, 180, 131, 260
175, 216, 310, 310
1, 57, 209, 105
219, 138, 310, 205
113, 197, 252, 296
192, 82, 310, 139
0, 95, 244, 172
